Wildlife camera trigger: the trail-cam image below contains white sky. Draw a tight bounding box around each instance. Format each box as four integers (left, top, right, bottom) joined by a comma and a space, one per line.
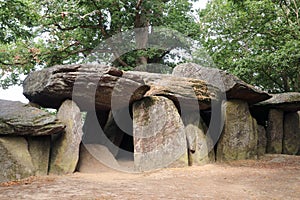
0, 0, 208, 104
194, 0, 208, 9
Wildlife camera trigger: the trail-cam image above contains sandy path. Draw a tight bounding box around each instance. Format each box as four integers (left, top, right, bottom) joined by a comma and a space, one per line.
0, 154, 299, 200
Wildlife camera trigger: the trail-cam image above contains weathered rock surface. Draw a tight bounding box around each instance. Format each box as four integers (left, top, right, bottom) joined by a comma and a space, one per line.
172, 63, 271, 104
255, 92, 300, 112
257, 125, 267, 157
266, 109, 284, 154
23, 64, 218, 111
133, 96, 188, 171
0, 137, 35, 183
0, 99, 65, 136
124, 71, 218, 110
49, 100, 83, 174
23, 64, 146, 111
27, 136, 51, 176
216, 100, 258, 161
182, 112, 214, 165
283, 112, 300, 155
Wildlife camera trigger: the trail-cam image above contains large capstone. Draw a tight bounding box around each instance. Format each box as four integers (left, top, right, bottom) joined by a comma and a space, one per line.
49, 100, 83, 174
254, 92, 300, 112
216, 100, 258, 161
133, 96, 188, 171
23, 64, 218, 111
172, 63, 271, 104
0, 99, 65, 136
124, 71, 219, 110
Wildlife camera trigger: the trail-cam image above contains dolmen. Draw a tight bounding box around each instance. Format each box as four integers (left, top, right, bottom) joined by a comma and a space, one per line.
1, 62, 299, 182
252, 92, 300, 155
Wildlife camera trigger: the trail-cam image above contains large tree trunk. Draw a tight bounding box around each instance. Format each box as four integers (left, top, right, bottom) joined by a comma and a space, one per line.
134, 0, 149, 67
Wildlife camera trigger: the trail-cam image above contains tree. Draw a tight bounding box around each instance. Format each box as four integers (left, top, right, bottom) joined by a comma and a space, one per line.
199, 0, 300, 92
0, 0, 200, 88
0, 0, 39, 88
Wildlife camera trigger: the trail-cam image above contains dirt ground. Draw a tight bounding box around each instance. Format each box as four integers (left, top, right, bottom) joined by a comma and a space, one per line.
0, 154, 299, 200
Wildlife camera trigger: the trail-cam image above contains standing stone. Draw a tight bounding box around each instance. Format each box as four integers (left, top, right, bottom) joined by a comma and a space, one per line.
0, 137, 35, 183
257, 125, 267, 157
49, 100, 83, 174
182, 112, 214, 166
82, 111, 110, 144
266, 109, 284, 154
133, 96, 188, 171
216, 100, 258, 161
27, 136, 51, 175
103, 109, 131, 157
207, 134, 216, 162
283, 112, 300, 155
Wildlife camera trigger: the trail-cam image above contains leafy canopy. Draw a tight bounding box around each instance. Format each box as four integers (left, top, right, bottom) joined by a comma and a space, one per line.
199, 0, 300, 92
0, 0, 200, 88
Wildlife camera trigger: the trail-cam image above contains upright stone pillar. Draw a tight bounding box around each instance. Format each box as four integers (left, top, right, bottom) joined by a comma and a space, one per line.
257, 125, 267, 157
216, 100, 258, 161
133, 96, 188, 171
50, 100, 83, 174
182, 112, 214, 166
266, 109, 284, 154
283, 112, 300, 155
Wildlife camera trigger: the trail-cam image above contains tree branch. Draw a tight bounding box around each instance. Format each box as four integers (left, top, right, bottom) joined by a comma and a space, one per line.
136, 0, 143, 9
54, 23, 100, 31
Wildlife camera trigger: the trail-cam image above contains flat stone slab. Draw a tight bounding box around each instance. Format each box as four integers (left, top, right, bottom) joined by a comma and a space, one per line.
0, 99, 65, 136
255, 92, 300, 112
172, 63, 271, 104
23, 64, 218, 111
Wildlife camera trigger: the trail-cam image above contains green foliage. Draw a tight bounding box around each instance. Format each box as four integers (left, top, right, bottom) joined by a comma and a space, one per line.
199, 0, 300, 92
0, 0, 38, 43
0, 0, 200, 89
0, 0, 40, 88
